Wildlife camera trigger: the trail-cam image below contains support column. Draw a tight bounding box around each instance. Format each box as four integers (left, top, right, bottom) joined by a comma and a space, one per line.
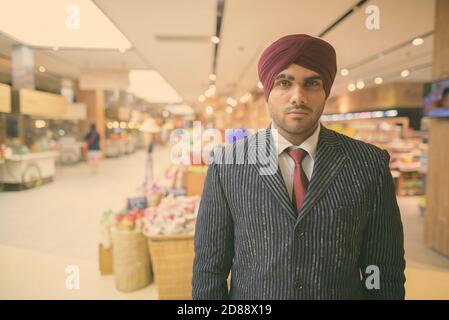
424, 0, 449, 256
77, 90, 106, 155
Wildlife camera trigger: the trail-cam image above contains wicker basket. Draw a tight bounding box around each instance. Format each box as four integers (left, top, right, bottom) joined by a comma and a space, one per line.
112, 228, 152, 292
147, 233, 194, 299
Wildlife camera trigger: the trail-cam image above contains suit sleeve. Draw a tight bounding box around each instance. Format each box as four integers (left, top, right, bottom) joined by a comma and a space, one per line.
192, 163, 234, 300
359, 150, 406, 300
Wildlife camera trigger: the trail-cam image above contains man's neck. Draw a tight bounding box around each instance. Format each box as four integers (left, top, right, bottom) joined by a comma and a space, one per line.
272, 122, 319, 146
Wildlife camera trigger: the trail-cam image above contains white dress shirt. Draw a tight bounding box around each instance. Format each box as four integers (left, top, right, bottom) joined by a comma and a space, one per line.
274, 123, 321, 201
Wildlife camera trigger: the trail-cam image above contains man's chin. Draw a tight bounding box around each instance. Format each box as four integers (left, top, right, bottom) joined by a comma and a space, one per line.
277, 123, 311, 136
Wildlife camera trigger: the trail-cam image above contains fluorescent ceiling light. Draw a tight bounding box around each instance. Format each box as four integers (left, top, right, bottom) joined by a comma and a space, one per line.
165, 104, 194, 116
0, 0, 131, 49
128, 70, 182, 103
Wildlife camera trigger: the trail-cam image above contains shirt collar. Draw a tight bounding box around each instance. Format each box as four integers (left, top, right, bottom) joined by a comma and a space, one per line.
273, 122, 321, 160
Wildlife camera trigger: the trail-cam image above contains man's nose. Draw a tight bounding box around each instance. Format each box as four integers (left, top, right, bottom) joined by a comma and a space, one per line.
289, 85, 307, 106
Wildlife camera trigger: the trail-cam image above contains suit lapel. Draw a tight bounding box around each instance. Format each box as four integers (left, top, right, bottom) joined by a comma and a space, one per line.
247, 129, 297, 220
246, 125, 348, 222
298, 126, 348, 221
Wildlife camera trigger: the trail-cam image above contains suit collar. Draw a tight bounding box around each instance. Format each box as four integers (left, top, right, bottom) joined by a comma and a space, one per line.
274, 123, 321, 161
248, 124, 348, 221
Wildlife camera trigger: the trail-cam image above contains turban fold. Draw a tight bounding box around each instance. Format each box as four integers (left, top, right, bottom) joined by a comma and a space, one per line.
258, 34, 337, 100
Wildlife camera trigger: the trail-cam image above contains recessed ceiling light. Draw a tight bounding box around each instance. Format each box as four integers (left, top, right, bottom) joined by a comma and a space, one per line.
401, 70, 410, 78
39, 66, 46, 73
227, 97, 237, 107
226, 106, 233, 114
412, 38, 424, 46
205, 106, 214, 115
374, 77, 383, 84
240, 93, 251, 103
356, 81, 365, 89
340, 69, 349, 76
347, 83, 356, 92
198, 95, 206, 102
211, 36, 220, 44
209, 74, 216, 81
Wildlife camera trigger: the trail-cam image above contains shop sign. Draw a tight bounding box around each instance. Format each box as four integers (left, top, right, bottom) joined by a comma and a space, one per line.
0, 83, 11, 113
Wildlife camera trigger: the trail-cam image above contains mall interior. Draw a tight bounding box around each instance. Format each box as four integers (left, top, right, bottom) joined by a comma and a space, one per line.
0, 0, 449, 299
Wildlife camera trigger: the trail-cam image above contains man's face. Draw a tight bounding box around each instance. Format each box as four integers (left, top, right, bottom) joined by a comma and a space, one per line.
267, 63, 326, 136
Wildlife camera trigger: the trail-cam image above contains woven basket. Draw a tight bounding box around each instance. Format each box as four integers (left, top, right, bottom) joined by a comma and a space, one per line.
147, 234, 194, 299
112, 228, 152, 292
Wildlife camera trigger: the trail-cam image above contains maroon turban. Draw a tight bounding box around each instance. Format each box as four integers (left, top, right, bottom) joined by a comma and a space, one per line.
258, 34, 337, 101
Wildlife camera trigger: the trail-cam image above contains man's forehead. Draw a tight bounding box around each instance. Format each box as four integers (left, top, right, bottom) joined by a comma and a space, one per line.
277, 63, 320, 78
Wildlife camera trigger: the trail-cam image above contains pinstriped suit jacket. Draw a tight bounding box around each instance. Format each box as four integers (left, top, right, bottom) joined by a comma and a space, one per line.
192, 125, 406, 300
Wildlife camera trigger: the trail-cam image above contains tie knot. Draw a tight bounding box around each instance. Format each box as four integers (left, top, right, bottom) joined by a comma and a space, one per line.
287, 147, 308, 165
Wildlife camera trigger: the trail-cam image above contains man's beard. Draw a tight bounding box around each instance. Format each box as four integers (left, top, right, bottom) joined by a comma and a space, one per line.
269, 103, 320, 136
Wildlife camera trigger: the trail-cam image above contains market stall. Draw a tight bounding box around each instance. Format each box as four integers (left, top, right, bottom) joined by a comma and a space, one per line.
0, 149, 59, 189
323, 113, 427, 196
0, 83, 11, 190
54, 103, 87, 165
0, 88, 67, 189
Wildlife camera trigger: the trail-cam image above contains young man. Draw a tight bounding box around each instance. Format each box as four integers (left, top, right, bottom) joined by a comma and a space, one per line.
193, 34, 406, 300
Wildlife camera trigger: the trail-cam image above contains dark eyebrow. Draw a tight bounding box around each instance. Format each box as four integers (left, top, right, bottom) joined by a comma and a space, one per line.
274, 73, 295, 81
274, 74, 322, 82
304, 76, 322, 82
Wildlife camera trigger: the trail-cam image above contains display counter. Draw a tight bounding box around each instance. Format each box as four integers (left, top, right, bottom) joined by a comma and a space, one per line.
58, 141, 84, 165
105, 139, 122, 158
0, 151, 58, 189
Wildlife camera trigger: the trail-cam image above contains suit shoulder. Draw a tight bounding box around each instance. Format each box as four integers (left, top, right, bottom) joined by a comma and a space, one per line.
330, 129, 389, 163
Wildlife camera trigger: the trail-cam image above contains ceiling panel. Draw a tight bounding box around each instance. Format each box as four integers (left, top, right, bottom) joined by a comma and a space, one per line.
216, 0, 356, 99
94, 0, 216, 104
0, 0, 438, 107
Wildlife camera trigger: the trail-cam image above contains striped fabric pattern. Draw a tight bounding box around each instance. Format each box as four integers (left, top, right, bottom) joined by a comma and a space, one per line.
192, 125, 406, 300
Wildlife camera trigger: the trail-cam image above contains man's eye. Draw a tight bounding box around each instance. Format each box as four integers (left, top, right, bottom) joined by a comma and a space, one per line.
306, 80, 321, 87
279, 80, 291, 87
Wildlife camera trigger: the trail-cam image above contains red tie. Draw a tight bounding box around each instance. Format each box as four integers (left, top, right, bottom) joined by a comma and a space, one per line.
287, 148, 309, 214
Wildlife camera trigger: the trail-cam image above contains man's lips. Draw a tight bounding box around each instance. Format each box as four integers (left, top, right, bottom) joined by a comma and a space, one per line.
287, 110, 309, 115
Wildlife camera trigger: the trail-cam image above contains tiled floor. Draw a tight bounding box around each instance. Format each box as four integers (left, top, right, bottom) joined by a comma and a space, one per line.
0, 146, 448, 299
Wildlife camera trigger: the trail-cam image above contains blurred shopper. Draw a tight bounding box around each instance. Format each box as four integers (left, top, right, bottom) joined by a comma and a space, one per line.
145, 133, 155, 182
84, 123, 101, 174
193, 34, 406, 300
